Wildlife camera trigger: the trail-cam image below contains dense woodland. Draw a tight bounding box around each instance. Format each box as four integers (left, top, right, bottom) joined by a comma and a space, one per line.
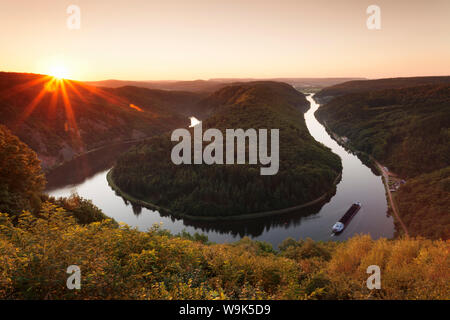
395, 167, 450, 240
315, 84, 450, 239
314, 76, 450, 103
0, 91, 448, 300
112, 82, 342, 218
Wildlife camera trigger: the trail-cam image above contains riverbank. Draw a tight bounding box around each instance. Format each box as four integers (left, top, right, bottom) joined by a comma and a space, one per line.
107, 169, 342, 222
315, 117, 408, 237
373, 161, 409, 237
44, 136, 154, 174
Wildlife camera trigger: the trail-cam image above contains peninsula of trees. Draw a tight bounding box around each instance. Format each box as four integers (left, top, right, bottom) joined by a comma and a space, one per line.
111, 82, 342, 218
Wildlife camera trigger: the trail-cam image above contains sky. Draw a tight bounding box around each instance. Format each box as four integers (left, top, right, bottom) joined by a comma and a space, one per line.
0, 0, 449, 81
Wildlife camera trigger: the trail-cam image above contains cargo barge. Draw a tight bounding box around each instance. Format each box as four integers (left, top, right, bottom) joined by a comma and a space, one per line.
332, 202, 361, 233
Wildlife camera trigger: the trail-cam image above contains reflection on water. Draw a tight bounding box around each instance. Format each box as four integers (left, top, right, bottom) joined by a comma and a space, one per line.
125, 194, 335, 238
46, 97, 394, 247
46, 141, 139, 190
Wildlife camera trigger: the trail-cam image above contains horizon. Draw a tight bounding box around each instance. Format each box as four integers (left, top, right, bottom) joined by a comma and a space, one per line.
1, 0, 449, 81
1, 70, 450, 83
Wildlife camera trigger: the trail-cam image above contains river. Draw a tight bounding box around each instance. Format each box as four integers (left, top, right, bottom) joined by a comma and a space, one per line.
46, 94, 394, 247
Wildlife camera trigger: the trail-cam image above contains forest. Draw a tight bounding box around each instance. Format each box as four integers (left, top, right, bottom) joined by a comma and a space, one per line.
111, 82, 342, 218
315, 84, 450, 239
314, 76, 450, 103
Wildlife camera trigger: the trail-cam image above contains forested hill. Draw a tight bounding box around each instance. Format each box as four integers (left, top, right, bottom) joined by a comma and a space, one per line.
194, 81, 311, 118
112, 81, 342, 218
315, 84, 449, 177
315, 84, 450, 239
315, 76, 450, 103
103, 85, 204, 117
0, 72, 204, 169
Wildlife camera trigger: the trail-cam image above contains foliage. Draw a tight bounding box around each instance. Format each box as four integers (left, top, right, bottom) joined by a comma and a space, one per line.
0, 207, 448, 300
0, 125, 45, 216
324, 236, 449, 299
43, 193, 112, 225
112, 82, 342, 217
395, 167, 450, 240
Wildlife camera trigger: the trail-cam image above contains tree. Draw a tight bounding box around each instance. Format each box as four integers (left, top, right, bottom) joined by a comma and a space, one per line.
0, 125, 46, 216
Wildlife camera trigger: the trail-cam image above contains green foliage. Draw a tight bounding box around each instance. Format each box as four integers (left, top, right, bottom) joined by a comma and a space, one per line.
177, 230, 210, 244
112, 82, 342, 217
0, 125, 45, 216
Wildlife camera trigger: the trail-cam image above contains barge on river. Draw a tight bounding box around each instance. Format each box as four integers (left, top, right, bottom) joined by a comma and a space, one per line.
332, 202, 362, 233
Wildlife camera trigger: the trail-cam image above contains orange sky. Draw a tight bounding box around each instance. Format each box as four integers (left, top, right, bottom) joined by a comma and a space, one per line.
1, 0, 449, 81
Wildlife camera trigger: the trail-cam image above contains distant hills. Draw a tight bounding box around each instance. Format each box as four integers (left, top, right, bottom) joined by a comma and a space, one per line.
84, 79, 226, 93
85, 77, 365, 93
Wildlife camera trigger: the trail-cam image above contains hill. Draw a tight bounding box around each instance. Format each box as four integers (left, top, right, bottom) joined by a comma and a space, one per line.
102, 86, 204, 117
84, 79, 228, 93
0, 72, 204, 169
315, 76, 450, 103
315, 83, 450, 239
111, 81, 342, 218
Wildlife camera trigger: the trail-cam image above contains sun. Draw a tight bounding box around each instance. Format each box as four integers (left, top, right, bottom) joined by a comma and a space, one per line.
49, 64, 69, 80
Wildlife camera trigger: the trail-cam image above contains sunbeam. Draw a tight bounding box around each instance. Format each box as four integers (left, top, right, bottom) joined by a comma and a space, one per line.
1, 75, 51, 99
60, 79, 84, 152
